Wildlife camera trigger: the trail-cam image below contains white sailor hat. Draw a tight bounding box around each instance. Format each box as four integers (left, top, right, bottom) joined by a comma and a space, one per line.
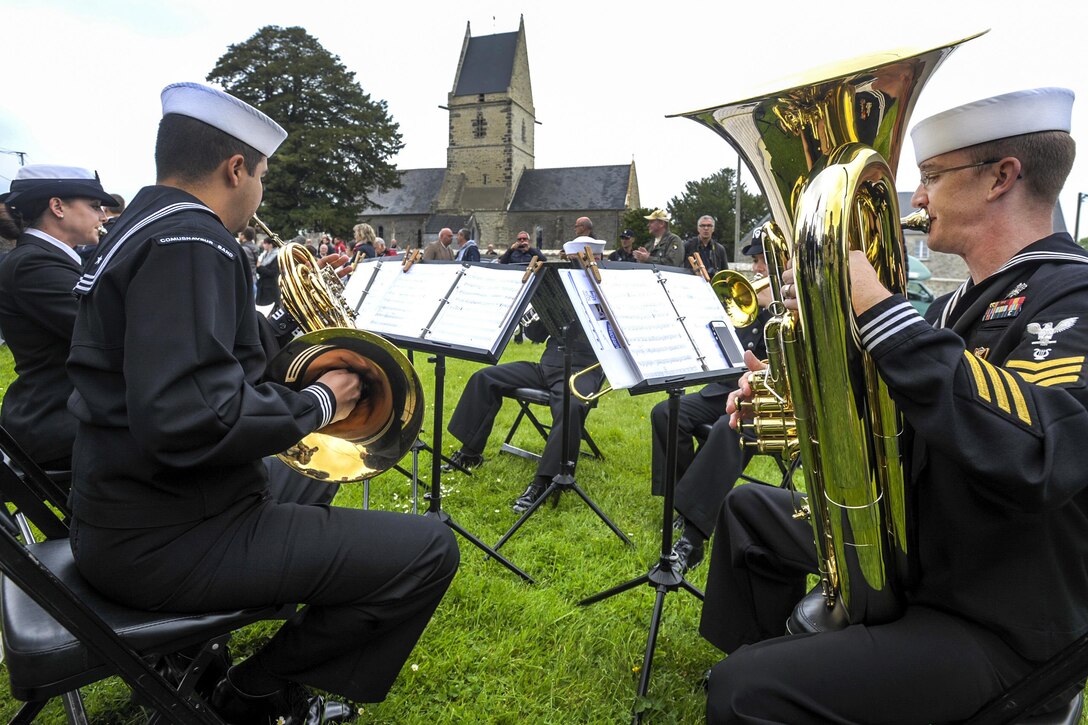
160, 82, 287, 157
911, 87, 1074, 164
1, 164, 115, 209
563, 239, 605, 256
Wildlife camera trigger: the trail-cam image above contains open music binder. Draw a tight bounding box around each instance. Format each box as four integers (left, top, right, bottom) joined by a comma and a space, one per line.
558, 260, 747, 394
341, 256, 542, 364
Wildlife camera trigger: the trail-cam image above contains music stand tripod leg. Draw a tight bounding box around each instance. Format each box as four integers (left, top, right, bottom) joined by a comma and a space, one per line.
424, 354, 535, 583
495, 326, 629, 549
575, 389, 702, 718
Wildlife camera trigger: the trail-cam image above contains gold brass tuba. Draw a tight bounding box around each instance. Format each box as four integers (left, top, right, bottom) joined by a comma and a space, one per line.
254, 216, 425, 483
674, 34, 982, 625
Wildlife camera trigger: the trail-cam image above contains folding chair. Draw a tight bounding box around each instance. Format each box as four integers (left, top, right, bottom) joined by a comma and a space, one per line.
0, 427, 289, 724
498, 386, 604, 462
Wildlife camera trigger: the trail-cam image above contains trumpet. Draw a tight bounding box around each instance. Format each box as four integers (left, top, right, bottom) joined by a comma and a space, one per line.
519, 304, 540, 328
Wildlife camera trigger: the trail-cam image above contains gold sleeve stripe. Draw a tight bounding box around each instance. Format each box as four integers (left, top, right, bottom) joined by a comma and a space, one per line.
981, 359, 1011, 414
1036, 376, 1081, 388
997, 368, 1033, 425
963, 351, 991, 402
1007, 356, 1086, 372
1011, 365, 1083, 383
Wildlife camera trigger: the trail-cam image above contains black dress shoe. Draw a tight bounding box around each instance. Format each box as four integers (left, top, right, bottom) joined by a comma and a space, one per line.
512, 480, 548, 513
210, 676, 355, 725
671, 532, 705, 574
441, 449, 484, 472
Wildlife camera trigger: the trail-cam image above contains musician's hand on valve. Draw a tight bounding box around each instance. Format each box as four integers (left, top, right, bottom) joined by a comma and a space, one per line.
317, 369, 363, 424
847, 250, 893, 315
317, 253, 352, 279
727, 350, 768, 430
780, 267, 799, 312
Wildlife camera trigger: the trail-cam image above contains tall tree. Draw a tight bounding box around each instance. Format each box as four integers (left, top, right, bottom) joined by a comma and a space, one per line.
666, 168, 769, 259
207, 25, 402, 236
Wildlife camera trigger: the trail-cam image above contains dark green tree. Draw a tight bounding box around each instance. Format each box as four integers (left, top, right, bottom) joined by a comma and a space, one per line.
207, 25, 402, 236
666, 168, 769, 259
618, 207, 655, 248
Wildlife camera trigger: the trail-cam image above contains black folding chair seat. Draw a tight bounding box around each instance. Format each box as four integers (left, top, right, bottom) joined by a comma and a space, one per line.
1, 537, 289, 703
499, 386, 604, 462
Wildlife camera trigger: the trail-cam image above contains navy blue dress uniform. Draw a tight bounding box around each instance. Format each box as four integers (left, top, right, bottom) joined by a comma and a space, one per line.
66, 83, 458, 710
703, 234, 1088, 722
0, 232, 83, 469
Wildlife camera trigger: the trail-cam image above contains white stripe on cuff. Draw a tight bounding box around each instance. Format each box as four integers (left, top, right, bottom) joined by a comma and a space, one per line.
302, 384, 334, 428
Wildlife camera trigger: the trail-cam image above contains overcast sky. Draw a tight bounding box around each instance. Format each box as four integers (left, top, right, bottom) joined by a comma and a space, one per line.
4, 0, 1088, 237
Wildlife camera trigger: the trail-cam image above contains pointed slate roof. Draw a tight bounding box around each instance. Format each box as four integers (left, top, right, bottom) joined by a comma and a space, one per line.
455, 31, 518, 96
360, 169, 445, 216
509, 165, 631, 211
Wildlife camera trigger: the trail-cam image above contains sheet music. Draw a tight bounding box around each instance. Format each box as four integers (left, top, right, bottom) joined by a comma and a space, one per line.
342, 260, 534, 356
427, 266, 531, 348
349, 263, 450, 338
559, 267, 740, 391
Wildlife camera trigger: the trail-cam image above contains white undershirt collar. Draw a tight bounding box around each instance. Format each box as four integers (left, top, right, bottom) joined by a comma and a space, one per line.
25, 228, 83, 265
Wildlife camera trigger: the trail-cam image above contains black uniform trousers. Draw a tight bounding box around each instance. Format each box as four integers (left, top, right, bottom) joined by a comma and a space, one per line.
447, 359, 604, 480
71, 496, 458, 703
701, 484, 1040, 724
650, 386, 754, 539
265, 457, 339, 506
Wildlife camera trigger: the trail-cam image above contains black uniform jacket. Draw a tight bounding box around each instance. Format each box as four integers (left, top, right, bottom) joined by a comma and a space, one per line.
0, 233, 81, 464
857, 233, 1088, 662
67, 186, 330, 529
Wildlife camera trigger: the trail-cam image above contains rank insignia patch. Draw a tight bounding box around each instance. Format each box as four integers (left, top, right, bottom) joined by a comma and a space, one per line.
1008, 356, 1085, 388
984, 296, 1025, 321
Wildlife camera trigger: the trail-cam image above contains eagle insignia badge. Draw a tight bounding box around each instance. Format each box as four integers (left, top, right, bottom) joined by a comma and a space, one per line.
1027, 318, 1078, 346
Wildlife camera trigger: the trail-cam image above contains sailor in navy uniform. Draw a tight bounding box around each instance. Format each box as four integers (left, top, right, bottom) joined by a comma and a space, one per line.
704, 87, 1088, 724
649, 235, 771, 572
0, 165, 113, 471
67, 82, 458, 723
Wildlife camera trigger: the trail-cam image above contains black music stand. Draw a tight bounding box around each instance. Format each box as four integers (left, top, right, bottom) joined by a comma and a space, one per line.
423, 353, 534, 583
494, 323, 631, 551
554, 260, 746, 724
341, 259, 542, 581
579, 387, 703, 725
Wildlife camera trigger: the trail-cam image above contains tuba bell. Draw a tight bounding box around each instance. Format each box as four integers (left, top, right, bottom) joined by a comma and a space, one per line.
254, 216, 425, 483
675, 34, 983, 625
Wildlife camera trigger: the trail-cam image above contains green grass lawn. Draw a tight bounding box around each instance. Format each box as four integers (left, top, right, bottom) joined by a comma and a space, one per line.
1, 341, 787, 723
3, 342, 1084, 724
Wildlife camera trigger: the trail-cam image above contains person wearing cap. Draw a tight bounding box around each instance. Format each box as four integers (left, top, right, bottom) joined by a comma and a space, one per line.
444, 220, 605, 514
608, 229, 638, 263
0, 165, 112, 471
683, 215, 729, 278
498, 230, 546, 265
648, 233, 771, 573
704, 87, 1088, 723
632, 209, 684, 267
65, 82, 458, 724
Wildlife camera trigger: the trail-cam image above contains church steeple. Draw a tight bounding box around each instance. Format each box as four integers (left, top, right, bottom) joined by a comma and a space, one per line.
437, 17, 535, 212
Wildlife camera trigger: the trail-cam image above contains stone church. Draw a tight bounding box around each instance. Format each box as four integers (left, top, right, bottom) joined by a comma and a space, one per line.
359, 18, 639, 250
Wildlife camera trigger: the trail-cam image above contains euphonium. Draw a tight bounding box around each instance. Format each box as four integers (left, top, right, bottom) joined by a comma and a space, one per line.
254, 216, 425, 483
675, 34, 982, 625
